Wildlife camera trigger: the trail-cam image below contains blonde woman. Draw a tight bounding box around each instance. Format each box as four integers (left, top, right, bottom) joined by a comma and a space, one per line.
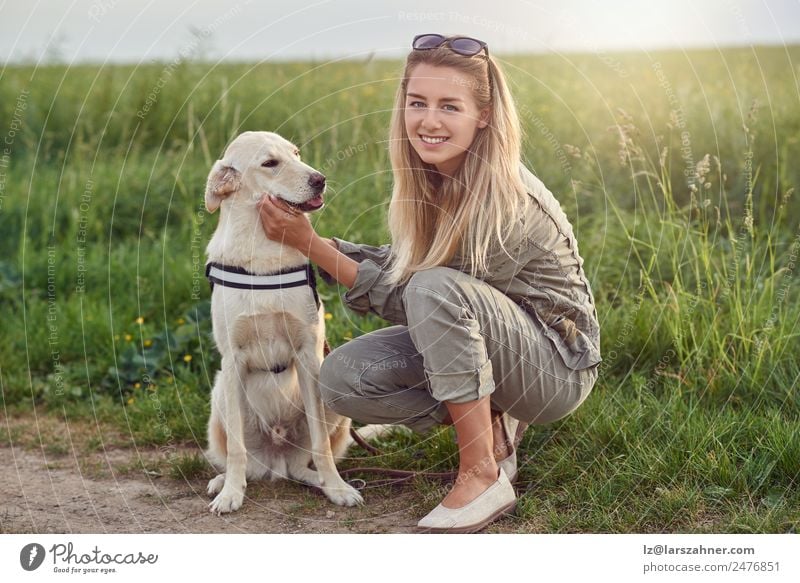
258, 34, 601, 533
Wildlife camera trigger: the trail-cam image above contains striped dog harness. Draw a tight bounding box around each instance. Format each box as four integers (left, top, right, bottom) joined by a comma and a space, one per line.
205, 261, 322, 374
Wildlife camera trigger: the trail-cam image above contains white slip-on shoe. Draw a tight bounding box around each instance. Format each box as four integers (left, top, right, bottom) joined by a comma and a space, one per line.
416, 467, 517, 534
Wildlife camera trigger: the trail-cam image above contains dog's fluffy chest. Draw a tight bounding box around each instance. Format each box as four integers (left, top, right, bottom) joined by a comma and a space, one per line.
211, 285, 325, 432
210, 286, 323, 360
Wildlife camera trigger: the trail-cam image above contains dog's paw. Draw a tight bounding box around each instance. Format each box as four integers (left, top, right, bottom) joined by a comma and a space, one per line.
322, 481, 364, 507
207, 474, 226, 497
209, 486, 244, 514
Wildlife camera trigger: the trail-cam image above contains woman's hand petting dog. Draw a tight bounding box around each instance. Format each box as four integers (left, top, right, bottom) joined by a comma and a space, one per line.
258, 193, 316, 252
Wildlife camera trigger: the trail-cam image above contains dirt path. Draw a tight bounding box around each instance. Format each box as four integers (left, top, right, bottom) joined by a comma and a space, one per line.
0, 412, 435, 534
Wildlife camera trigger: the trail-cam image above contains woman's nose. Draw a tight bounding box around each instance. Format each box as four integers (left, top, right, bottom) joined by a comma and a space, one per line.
421, 108, 442, 130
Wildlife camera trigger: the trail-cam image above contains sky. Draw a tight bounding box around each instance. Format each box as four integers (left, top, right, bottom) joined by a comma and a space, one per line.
1, 0, 799, 64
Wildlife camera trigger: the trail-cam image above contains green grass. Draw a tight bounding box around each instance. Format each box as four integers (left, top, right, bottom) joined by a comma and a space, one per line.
0, 46, 798, 532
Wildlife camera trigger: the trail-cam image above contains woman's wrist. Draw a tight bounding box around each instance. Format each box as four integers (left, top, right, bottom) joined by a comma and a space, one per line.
308, 232, 330, 254
306, 234, 358, 288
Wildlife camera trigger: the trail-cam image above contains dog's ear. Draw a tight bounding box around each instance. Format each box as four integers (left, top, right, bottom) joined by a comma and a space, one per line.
205, 160, 241, 213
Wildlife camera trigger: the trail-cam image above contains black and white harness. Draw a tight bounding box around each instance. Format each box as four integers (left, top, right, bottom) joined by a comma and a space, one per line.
205, 261, 321, 375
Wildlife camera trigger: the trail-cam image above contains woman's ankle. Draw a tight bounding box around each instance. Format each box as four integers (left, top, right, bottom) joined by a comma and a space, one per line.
456, 456, 499, 483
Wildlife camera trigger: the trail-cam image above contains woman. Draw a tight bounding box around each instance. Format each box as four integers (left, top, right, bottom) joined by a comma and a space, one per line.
258, 34, 602, 533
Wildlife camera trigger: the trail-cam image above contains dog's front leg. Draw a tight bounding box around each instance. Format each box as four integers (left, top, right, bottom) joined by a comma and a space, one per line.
209, 354, 249, 514
295, 350, 363, 507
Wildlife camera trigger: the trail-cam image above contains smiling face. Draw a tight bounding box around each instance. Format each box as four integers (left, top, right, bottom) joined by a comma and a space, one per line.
404, 63, 490, 177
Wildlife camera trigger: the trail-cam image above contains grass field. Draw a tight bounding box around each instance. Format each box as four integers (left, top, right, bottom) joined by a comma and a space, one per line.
0, 45, 798, 532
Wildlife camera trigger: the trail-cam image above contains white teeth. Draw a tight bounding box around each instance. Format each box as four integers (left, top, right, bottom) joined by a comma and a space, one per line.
420, 135, 448, 144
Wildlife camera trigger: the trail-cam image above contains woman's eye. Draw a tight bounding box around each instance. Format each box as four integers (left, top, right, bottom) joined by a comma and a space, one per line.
262, 159, 279, 168
408, 101, 425, 108
443, 104, 458, 112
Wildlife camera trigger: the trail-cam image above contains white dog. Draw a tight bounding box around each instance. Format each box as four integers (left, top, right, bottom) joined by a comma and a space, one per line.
203, 131, 382, 514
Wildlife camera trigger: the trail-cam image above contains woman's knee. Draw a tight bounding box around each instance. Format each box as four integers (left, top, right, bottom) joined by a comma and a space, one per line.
405, 266, 463, 299
318, 347, 361, 408
404, 266, 467, 324
319, 343, 405, 410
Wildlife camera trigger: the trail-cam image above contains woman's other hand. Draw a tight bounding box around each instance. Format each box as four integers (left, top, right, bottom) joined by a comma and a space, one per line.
257, 194, 316, 253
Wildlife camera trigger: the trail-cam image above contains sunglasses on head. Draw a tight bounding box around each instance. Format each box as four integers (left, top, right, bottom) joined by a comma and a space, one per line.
412, 34, 489, 58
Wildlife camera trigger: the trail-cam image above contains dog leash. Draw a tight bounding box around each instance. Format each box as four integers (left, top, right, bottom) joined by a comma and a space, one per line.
342, 419, 530, 489
341, 427, 459, 488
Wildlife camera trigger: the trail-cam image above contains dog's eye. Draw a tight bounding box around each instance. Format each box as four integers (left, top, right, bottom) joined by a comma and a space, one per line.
294, 150, 300, 157
262, 159, 279, 168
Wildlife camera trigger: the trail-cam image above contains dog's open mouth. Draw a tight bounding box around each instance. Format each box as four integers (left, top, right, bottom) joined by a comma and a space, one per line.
284, 195, 325, 213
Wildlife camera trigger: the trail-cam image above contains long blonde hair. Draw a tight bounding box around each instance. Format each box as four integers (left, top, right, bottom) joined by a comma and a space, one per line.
385, 44, 528, 285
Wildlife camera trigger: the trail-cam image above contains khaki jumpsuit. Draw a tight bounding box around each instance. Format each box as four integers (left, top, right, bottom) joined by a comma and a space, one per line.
318, 165, 602, 434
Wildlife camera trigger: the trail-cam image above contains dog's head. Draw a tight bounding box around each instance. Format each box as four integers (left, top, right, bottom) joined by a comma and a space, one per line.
205, 131, 326, 214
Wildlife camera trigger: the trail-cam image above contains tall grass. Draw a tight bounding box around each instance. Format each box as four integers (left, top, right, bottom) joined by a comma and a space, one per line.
0, 46, 797, 531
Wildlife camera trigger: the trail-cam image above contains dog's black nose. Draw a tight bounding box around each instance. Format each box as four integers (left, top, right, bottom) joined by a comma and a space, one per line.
308, 172, 326, 192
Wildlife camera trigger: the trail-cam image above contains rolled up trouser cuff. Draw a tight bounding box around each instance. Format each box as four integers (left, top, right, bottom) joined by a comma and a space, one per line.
423, 358, 495, 404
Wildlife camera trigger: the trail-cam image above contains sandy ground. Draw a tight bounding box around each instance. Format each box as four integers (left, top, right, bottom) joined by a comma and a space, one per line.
0, 445, 431, 534
0, 411, 527, 534
0, 411, 438, 534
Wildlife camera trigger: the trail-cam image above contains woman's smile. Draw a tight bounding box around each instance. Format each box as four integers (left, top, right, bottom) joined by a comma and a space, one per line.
418, 134, 450, 146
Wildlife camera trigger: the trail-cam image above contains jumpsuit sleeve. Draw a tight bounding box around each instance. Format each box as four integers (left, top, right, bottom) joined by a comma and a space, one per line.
316, 237, 409, 326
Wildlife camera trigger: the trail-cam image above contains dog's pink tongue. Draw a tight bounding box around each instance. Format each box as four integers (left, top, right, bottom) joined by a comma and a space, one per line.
306, 195, 324, 209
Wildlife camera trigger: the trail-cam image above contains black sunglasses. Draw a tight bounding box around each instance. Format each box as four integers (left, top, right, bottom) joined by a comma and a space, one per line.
412, 34, 489, 58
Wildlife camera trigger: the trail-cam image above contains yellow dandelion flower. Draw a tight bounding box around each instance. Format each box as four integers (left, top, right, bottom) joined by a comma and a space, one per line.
183, 354, 192, 362
177, 318, 185, 325
144, 339, 153, 347
127, 397, 135, 405
124, 334, 132, 342
324, 312, 333, 321
134, 382, 141, 389
135, 316, 144, 325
